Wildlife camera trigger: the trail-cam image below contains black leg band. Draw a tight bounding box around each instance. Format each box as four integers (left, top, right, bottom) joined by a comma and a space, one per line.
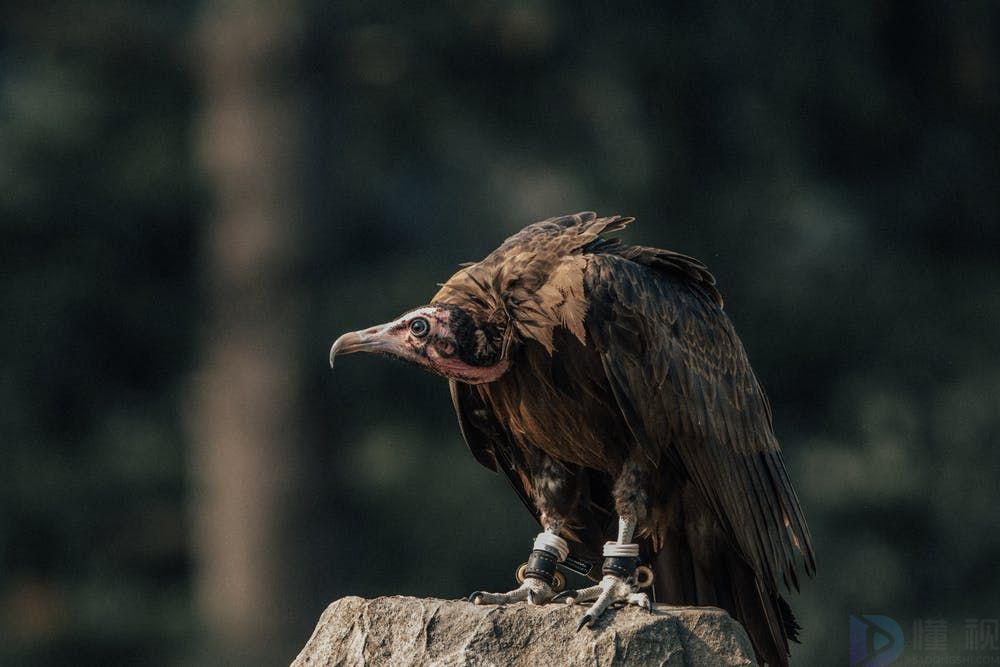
523, 549, 559, 584
602, 555, 638, 579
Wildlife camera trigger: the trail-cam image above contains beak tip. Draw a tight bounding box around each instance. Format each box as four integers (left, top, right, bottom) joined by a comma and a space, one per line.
329, 330, 369, 368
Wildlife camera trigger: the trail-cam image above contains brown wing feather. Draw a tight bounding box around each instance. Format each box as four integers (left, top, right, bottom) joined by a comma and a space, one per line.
449, 380, 543, 517
449, 379, 499, 472
449, 379, 608, 577
434, 212, 634, 354
584, 253, 816, 592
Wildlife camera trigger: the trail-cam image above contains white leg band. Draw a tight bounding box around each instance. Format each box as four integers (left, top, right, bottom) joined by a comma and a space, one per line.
603, 541, 639, 557
533, 531, 570, 562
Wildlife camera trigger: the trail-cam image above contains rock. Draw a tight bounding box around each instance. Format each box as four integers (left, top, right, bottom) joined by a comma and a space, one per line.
291, 596, 757, 666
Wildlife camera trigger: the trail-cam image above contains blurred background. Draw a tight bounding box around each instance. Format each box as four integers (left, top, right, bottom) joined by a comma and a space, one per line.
2, 1, 998, 665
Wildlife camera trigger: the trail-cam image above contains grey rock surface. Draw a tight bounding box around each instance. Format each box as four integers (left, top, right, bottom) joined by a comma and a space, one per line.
292, 596, 757, 667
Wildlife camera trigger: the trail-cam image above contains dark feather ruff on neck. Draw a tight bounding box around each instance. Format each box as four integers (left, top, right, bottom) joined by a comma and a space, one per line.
439, 304, 506, 368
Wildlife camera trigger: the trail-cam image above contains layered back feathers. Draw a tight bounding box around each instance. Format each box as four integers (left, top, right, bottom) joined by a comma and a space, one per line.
434, 212, 721, 355
433, 212, 631, 353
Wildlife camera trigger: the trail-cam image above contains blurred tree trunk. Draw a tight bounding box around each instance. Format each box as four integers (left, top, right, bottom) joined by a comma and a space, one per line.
190, 2, 306, 663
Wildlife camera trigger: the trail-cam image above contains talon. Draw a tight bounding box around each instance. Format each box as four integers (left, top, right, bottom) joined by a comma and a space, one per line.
576, 614, 593, 632
527, 590, 537, 605
469, 592, 484, 604
552, 590, 577, 604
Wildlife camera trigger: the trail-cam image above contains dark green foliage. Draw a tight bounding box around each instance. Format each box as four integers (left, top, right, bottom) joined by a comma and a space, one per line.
0, 3, 199, 664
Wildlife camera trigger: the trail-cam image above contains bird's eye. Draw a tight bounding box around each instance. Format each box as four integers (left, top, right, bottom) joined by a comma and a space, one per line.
409, 317, 430, 338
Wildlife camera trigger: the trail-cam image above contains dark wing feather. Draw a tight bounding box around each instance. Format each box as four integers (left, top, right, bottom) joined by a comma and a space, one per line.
584, 253, 815, 592
449, 379, 500, 472
449, 379, 605, 578
450, 380, 555, 536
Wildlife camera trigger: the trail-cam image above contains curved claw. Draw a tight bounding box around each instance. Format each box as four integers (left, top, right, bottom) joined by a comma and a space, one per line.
468, 591, 486, 605
576, 614, 593, 632
552, 590, 578, 604
573, 575, 650, 629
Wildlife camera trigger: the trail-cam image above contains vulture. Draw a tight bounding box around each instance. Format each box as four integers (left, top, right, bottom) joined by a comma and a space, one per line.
330, 213, 815, 666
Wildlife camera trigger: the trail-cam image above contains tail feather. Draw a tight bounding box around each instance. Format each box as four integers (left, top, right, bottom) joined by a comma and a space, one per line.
652, 530, 797, 667
726, 554, 790, 667
777, 594, 802, 643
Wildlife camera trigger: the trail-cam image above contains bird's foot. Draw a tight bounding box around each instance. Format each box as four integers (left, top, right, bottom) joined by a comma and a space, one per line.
468, 576, 556, 606
554, 574, 652, 630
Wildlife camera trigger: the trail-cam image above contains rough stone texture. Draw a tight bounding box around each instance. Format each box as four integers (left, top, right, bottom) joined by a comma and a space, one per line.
292, 596, 757, 667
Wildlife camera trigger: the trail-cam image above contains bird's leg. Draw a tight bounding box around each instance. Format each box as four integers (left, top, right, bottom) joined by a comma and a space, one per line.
556, 457, 652, 629
554, 515, 652, 628
468, 519, 569, 606
469, 454, 576, 607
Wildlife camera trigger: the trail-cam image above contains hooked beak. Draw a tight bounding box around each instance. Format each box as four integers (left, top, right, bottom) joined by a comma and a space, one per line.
329, 324, 391, 368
